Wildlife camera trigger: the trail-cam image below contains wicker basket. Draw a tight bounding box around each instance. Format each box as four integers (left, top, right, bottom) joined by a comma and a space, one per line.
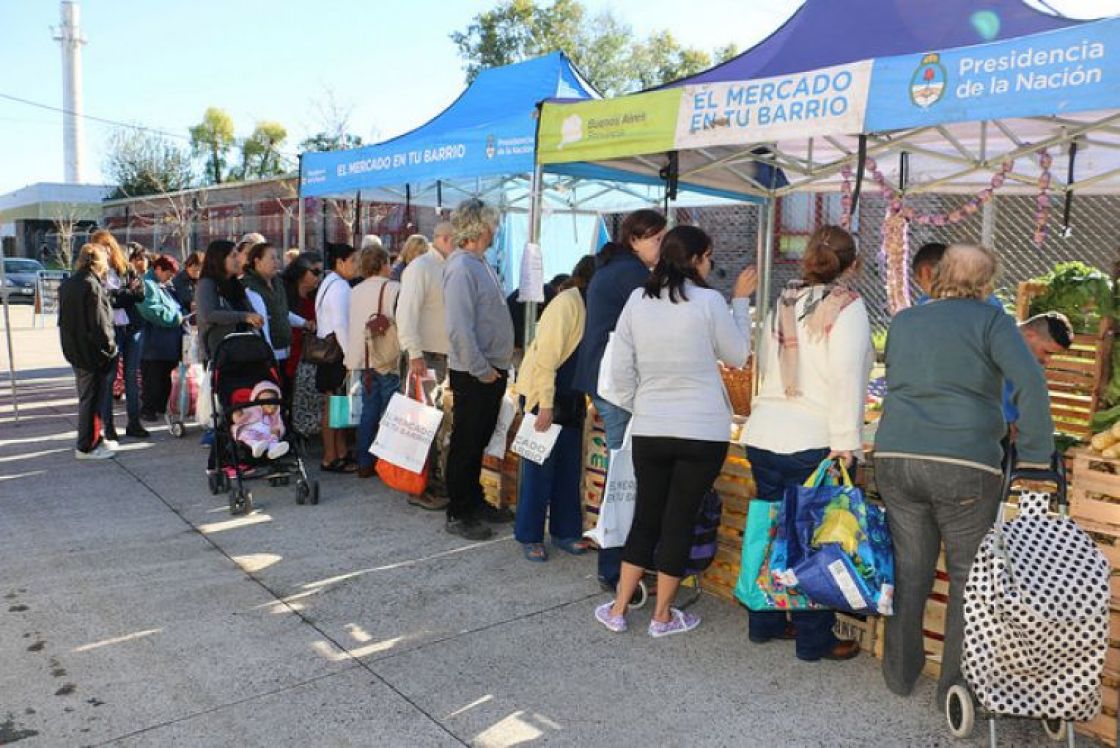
720, 362, 753, 417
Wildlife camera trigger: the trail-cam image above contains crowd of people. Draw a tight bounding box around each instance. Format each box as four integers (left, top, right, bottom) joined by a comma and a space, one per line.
56, 197, 1076, 715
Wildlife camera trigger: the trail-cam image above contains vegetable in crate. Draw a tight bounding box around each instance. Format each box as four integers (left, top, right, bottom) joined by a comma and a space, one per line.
1028, 261, 1113, 332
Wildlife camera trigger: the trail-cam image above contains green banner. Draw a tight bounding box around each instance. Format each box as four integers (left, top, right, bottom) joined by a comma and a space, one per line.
537, 89, 681, 164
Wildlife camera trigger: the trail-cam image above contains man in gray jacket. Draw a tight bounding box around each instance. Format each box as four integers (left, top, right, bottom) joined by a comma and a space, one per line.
442, 199, 515, 540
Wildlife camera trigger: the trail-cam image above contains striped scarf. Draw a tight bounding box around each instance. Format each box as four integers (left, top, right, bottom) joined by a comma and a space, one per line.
773, 279, 860, 397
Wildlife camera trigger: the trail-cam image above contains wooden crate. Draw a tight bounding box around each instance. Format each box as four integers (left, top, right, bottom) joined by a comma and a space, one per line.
1016, 282, 1114, 441
1077, 607, 1120, 746
835, 612, 883, 655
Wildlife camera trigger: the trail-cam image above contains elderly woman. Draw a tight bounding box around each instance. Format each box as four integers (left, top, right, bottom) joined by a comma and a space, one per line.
389, 234, 430, 282
442, 198, 515, 541
875, 244, 1053, 708
59, 244, 117, 460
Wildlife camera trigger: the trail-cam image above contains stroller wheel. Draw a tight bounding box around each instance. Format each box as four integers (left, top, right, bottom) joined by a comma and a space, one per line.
945, 685, 975, 739
169, 421, 185, 438
295, 479, 309, 505
309, 481, 320, 505
1041, 718, 1067, 741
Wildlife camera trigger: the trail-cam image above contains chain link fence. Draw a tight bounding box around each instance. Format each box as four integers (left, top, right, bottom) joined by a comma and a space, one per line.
677, 192, 1119, 330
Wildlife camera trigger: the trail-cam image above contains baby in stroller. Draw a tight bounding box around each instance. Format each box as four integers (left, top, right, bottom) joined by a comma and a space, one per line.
231, 381, 289, 460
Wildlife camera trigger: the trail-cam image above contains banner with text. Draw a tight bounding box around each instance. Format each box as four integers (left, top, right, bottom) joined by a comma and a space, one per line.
866, 17, 1120, 131
676, 61, 873, 149
537, 89, 681, 164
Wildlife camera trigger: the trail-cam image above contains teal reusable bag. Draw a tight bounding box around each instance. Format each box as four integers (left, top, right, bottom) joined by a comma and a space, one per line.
328, 377, 362, 429
734, 498, 824, 611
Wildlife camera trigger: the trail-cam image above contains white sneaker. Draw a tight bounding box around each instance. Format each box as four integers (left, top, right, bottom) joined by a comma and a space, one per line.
267, 441, 290, 460
250, 441, 267, 458
101, 438, 120, 450
76, 443, 116, 461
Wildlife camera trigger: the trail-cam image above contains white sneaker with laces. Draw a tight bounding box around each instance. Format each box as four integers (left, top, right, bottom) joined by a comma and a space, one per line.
76, 443, 116, 461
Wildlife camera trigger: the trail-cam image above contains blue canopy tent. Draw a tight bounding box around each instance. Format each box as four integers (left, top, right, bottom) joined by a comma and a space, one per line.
299, 52, 761, 295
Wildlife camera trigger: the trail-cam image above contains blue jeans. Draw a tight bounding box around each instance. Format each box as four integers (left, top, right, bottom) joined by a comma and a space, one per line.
515, 421, 583, 544
102, 325, 142, 427
356, 370, 401, 469
590, 395, 631, 587
745, 445, 838, 660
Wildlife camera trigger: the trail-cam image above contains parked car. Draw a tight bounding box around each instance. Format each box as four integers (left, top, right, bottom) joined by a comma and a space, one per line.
1, 258, 44, 304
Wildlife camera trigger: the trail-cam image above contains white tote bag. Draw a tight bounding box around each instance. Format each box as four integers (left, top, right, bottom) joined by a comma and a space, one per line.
596, 332, 627, 407
370, 376, 444, 474
583, 423, 636, 549
196, 363, 214, 427
510, 416, 562, 465
484, 392, 517, 459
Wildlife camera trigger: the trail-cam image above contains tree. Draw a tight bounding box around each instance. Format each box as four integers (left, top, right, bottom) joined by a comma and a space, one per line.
103, 128, 193, 199
49, 203, 90, 268
299, 90, 366, 152
189, 107, 236, 185
451, 0, 734, 95
231, 121, 290, 181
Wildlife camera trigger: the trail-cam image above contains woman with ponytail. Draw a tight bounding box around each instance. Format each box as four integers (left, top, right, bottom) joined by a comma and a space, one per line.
594, 225, 757, 638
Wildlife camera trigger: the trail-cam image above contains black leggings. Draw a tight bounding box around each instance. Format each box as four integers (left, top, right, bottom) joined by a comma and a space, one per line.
622, 436, 728, 578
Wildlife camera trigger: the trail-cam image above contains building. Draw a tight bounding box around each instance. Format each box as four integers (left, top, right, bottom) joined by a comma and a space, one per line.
0, 182, 113, 263
100, 176, 431, 259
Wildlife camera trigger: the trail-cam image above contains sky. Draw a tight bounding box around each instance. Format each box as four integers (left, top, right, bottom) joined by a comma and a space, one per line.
0, 0, 1116, 194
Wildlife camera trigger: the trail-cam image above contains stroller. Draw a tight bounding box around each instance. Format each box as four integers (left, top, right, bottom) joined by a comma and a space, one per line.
205, 331, 319, 515
945, 454, 1110, 746
167, 325, 202, 438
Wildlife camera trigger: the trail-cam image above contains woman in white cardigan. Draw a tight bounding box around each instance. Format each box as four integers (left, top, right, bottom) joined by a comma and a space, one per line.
595, 225, 757, 638
741, 224, 873, 662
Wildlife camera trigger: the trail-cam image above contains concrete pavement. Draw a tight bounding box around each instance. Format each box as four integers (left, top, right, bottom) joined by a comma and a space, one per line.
0, 306, 1087, 746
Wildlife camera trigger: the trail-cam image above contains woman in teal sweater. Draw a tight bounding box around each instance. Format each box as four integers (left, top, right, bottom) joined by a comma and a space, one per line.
137, 255, 185, 421
874, 244, 1054, 709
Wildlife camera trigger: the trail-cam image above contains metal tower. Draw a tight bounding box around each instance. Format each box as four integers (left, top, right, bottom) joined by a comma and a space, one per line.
53, 1, 87, 183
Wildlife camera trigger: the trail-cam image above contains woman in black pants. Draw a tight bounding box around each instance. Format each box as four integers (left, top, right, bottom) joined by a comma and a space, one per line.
594, 226, 756, 637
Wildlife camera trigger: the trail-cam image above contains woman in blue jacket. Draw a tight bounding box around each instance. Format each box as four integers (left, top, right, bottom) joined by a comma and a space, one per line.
571, 209, 667, 591
137, 255, 185, 421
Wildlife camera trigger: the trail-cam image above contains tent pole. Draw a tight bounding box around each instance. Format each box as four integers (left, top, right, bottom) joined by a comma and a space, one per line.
754, 197, 776, 394
297, 155, 305, 252
524, 163, 544, 346
0, 243, 19, 424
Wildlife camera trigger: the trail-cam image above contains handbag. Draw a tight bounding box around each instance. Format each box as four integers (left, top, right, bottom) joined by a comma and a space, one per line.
302, 275, 344, 365
292, 360, 324, 436
373, 374, 443, 495
776, 459, 895, 616
583, 422, 636, 549
328, 374, 363, 429
734, 497, 826, 612
596, 331, 627, 407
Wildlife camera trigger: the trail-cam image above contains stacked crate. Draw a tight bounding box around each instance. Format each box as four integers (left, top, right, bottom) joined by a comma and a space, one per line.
1016, 281, 1114, 442
702, 445, 753, 601
1068, 447, 1120, 745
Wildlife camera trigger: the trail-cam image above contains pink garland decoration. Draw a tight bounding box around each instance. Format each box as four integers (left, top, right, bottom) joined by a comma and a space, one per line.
843, 157, 1015, 314
1033, 149, 1052, 246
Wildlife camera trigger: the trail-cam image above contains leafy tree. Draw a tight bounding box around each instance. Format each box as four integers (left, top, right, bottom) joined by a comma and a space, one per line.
103, 128, 193, 199
298, 131, 363, 153
451, 0, 734, 95
714, 43, 741, 64
231, 121, 289, 180
189, 107, 236, 185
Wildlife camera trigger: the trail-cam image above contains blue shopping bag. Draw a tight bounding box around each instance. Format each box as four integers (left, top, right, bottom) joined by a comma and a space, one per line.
785, 460, 895, 616
734, 498, 826, 612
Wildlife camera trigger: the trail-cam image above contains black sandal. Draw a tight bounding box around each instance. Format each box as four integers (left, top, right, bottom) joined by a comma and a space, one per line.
320, 458, 357, 474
